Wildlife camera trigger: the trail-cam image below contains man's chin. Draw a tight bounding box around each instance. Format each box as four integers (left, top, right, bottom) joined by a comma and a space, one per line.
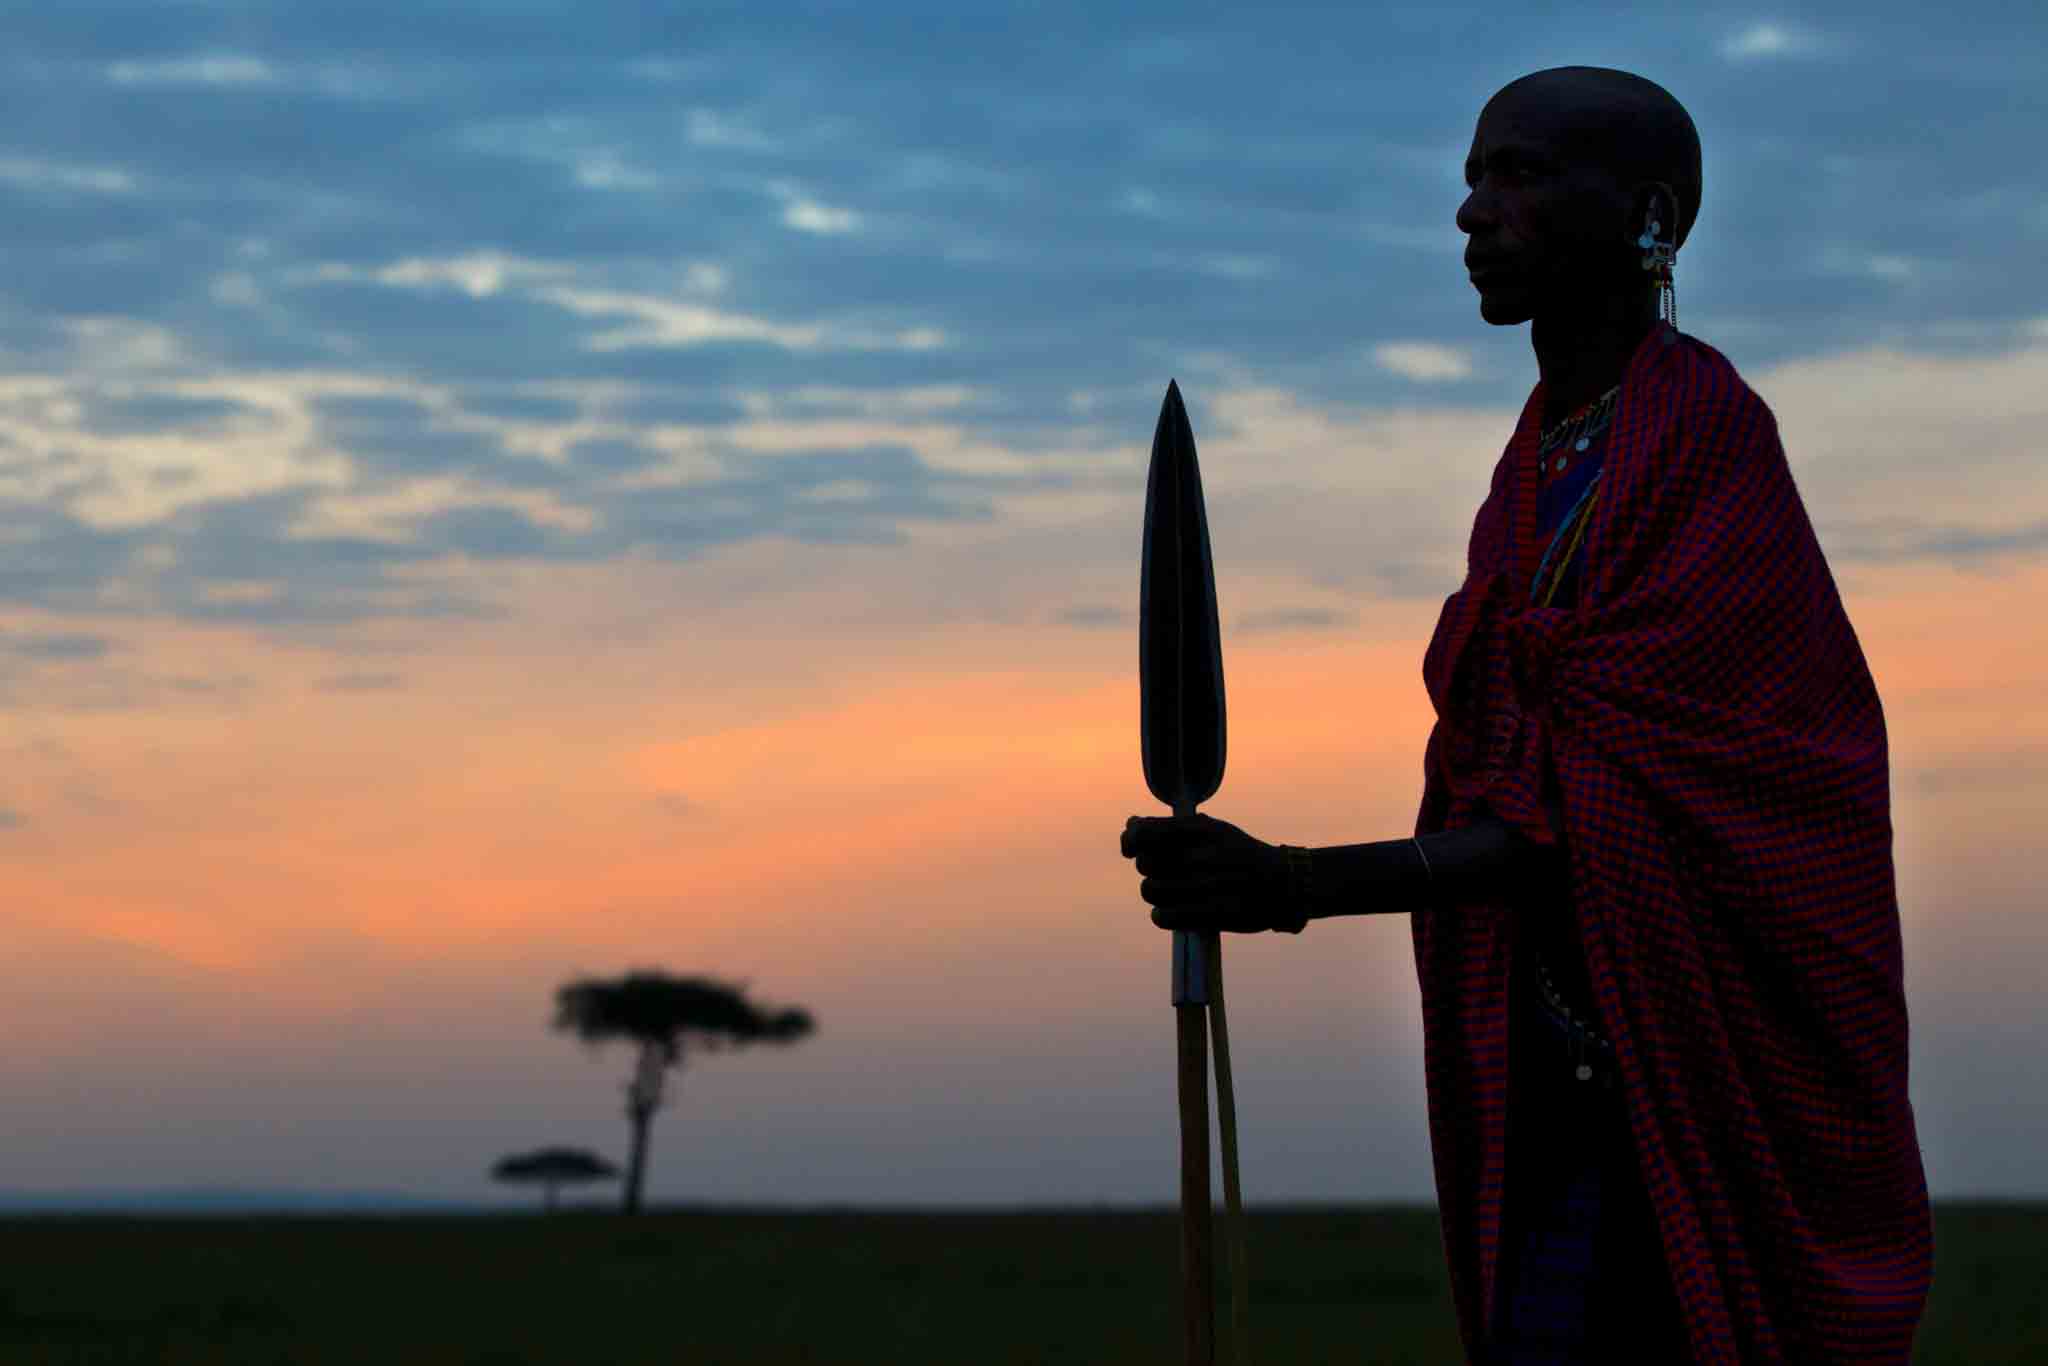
1476, 287, 1535, 326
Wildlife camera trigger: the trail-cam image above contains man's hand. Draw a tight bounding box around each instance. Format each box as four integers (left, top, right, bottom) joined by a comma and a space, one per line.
1119, 812, 1303, 933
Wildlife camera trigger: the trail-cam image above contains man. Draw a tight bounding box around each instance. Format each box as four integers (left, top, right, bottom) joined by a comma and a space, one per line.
1120, 67, 1931, 1363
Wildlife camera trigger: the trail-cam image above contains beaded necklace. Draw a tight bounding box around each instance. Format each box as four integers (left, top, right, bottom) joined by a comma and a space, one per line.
1537, 384, 1620, 458
1528, 384, 1616, 609
1530, 474, 1601, 609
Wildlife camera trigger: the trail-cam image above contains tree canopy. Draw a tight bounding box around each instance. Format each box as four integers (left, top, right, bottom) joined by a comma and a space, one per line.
491, 1146, 620, 1211
553, 971, 816, 1057
491, 1147, 621, 1185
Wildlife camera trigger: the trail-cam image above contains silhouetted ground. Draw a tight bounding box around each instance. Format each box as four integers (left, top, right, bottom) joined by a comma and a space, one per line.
0, 1203, 2038, 1363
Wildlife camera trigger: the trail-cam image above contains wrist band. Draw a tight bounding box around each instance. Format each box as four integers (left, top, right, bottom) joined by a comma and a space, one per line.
1280, 845, 1313, 932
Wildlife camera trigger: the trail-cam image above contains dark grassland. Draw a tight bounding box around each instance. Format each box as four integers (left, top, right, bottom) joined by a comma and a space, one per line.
0, 1203, 2039, 1364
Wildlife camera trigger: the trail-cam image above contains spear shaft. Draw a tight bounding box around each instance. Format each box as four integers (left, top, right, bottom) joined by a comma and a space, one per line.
1174, 926, 1214, 1365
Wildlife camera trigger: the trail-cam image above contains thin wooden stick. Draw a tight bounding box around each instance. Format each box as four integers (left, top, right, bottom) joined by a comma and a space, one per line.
1176, 1000, 1215, 1365
1206, 930, 1249, 1365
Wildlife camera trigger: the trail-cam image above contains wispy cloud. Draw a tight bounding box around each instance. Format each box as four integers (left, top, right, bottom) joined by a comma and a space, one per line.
1053, 605, 1127, 629
299, 252, 576, 299
1719, 22, 1827, 61
105, 54, 279, 88
0, 631, 113, 660
1234, 607, 1356, 634
313, 672, 405, 692
773, 183, 863, 236
1818, 248, 1923, 283
100, 52, 403, 99
1822, 517, 2048, 567
685, 109, 779, 152
0, 156, 137, 195
1373, 343, 1473, 383
538, 289, 828, 352
574, 153, 660, 192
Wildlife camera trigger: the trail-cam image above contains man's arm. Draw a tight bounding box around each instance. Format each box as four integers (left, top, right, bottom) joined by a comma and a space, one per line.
1301, 809, 1567, 921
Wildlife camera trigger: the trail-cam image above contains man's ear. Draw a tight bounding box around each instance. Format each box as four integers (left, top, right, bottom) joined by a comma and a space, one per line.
1631, 180, 1680, 247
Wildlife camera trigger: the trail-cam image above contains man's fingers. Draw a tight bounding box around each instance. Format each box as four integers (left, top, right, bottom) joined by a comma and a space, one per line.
1151, 904, 1255, 932
1136, 840, 1222, 877
1138, 875, 1208, 907
1127, 814, 1207, 846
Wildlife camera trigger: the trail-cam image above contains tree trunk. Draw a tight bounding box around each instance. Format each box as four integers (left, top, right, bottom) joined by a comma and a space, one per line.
621, 1038, 669, 1214
623, 1104, 653, 1213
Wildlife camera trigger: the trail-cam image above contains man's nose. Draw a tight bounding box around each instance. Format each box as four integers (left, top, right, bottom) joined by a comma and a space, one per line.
1455, 187, 1490, 237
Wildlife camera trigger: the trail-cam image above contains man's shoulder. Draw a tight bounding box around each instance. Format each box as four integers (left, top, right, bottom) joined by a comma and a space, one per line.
1654, 331, 1780, 445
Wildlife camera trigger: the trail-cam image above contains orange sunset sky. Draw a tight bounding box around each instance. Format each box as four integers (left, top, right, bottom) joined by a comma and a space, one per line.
8, 346, 2048, 1205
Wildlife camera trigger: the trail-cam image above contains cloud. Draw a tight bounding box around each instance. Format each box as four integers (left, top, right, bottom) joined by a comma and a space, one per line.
0, 346, 1032, 623
1053, 605, 1127, 629
313, 672, 404, 692
0, 156, 137, 195
1750, 339, 2048, 572
1817, 248, 1927, 284
105, 54, 279, 88
537, 289, 831, 352
1719, 23, 1826, 61
0, 630, 114, 661
777, 189, 863, 236
1822, 518, 2048, 567
573, 153, 659, 192
1234, 607, 1356, 634
1373, 343, 1473, 382
685, 109, 778, 152
1909, 750, 2048, 796
300, 252, 575, 299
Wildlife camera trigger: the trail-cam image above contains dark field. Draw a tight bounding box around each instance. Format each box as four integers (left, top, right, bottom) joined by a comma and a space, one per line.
1, 1203, 2040, 1364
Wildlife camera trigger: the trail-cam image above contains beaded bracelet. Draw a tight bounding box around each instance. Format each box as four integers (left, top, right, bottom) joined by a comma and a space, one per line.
1279, 844, 1313, 932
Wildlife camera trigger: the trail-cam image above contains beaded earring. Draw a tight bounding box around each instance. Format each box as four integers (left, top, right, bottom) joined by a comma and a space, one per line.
1638, 209, 1677, 328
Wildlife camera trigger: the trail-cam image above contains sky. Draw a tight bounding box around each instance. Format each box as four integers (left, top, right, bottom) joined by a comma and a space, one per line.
4, 3, 2046, 1208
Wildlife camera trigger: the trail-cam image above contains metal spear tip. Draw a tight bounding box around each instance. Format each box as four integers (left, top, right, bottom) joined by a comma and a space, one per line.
1139, 377, 1226, 814
1156, 378, 1187, 430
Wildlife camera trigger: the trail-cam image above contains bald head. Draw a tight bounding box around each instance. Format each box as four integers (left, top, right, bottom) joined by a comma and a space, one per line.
1489, 67, 1702, 248
1458, 67, 1702, 329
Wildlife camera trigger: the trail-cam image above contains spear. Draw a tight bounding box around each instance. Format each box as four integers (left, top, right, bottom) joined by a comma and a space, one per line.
1140, 379, 1249, 1365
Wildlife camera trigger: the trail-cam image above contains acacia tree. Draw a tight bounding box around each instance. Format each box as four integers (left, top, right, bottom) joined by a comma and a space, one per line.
491, 1146, 619, 1212
553, 970, 815, 1214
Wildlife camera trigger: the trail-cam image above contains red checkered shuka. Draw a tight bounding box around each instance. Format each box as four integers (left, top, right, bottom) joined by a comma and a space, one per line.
1413, 324, 1933, 1363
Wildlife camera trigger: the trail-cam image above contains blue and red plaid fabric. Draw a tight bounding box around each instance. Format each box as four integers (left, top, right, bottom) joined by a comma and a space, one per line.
1413, 323, 1933, 1362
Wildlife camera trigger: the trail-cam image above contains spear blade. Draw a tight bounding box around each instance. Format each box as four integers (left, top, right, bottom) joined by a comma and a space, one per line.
1139, 379, 1227, 815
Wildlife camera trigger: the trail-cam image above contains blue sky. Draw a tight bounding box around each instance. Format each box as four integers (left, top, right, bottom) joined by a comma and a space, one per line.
6, 4, 2042, 628
4, 4, 2046, 1206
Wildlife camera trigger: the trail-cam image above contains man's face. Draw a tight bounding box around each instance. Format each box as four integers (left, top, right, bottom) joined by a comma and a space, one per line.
1456, 93, 1630, 326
